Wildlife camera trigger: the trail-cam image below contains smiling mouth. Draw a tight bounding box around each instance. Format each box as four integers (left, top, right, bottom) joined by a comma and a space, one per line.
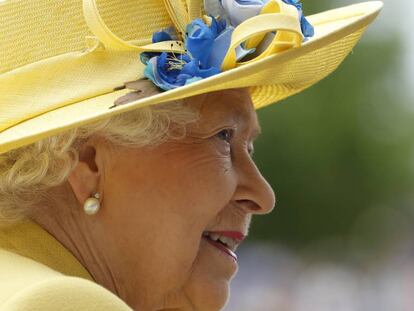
202, 231, 246, 261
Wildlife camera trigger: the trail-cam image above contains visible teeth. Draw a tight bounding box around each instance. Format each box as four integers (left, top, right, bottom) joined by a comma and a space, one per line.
218, 236, 236, 249
203, 231, 238, 251
209, 233, 220, 241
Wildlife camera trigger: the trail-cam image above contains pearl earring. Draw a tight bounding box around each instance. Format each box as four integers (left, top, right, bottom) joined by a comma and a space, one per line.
83, 192, 100, 215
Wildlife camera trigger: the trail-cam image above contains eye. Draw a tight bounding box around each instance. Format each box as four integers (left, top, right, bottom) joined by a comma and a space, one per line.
215, 128, 234, 143
248, 143, 254, 156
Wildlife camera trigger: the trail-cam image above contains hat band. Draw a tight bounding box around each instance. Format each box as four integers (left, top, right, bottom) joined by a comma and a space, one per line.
82, 0, 186, 53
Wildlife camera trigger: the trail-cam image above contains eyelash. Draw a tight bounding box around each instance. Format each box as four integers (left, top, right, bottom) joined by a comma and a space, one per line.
247, 144, 254, 156
215, 128, 234, 143
215, 129, 255, 156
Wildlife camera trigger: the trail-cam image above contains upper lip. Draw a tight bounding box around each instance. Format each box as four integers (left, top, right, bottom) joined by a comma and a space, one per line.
203, 230, 247, 252
210, 231, 246, 242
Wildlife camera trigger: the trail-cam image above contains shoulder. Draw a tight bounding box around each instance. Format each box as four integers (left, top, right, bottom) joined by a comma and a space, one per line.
0, 250, 132, 311
2, 276, 132, 311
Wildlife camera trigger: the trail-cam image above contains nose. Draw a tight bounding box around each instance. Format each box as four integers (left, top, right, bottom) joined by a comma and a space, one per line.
233, 154, 276, 215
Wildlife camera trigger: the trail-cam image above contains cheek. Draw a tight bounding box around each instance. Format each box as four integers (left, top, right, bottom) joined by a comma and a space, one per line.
155, 145, 238, 278
105, 143, 235, 229
179, 150, 236, 227
154, 139, 236, 216
99, 145, 237, 291
156, 142, 237, 244
181, 154, 234, 202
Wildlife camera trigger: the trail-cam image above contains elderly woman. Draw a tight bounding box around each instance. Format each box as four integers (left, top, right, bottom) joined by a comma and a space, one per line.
0, 0, 381, 310
1, 81, 274, 311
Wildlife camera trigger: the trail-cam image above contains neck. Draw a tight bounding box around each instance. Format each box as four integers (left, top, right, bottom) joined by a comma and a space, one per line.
29, 185, 120, 296
29, 184, 171, 310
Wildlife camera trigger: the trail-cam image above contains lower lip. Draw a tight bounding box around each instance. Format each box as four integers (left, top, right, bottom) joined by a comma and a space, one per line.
203, 236, 238, 262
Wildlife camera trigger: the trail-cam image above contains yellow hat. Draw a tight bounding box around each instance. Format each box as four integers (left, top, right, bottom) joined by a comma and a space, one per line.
0, 0, 383, 155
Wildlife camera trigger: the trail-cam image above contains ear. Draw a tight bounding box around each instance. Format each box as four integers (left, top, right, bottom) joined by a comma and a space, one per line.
67, 143, 101, 205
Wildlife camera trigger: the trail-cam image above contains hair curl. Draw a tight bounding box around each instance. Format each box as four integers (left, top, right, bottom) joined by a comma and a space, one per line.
0, 81, 199, 225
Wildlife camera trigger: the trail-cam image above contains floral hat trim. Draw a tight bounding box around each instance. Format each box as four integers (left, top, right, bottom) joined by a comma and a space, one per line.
113, 0, 314, 106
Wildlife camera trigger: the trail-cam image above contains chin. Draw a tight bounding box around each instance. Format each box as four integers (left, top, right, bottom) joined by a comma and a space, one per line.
185, 278, 231, 311
202, 283, 230, 311
183, 239, 238, 311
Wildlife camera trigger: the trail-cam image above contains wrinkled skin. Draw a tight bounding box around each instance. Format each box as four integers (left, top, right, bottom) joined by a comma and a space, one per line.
34, 89, 275, 311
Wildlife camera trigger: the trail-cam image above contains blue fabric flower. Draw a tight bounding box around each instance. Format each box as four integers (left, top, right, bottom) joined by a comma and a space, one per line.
185, 19, 216, 68
282, 0, 314, 37
143, 17, 229, 90
152, 30, 172, 43
140, 27, 178, 65
220, 0, 266, 26
140, 0, 314, 91
144, 53, 194, 90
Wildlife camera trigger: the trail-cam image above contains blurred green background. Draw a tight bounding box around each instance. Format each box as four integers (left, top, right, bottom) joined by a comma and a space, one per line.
226, 1, 414, 309
254, 0, 413, 251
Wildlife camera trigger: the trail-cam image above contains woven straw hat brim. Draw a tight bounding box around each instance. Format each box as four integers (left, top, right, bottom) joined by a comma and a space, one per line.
0, 1, 383, 155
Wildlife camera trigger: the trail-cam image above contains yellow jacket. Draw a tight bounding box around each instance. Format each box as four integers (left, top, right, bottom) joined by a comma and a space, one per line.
0, 221, 132, 310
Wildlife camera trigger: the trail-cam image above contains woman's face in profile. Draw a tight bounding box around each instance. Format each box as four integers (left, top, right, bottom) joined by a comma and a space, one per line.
89, 89, 275, 310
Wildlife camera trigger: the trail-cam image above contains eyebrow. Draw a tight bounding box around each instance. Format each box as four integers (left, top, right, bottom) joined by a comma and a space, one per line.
232, 108, 262, 142
209, 89, 262, 140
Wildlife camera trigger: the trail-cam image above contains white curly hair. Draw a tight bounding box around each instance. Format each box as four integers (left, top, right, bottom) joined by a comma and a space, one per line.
0, 80, 199, 225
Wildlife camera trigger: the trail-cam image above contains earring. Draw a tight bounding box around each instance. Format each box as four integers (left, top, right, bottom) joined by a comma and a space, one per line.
83, 192, 100, 215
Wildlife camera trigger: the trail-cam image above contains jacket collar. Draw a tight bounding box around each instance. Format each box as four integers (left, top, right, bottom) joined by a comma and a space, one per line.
0, 220, 93, 281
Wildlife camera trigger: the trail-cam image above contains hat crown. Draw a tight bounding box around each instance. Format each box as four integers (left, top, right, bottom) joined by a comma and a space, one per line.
0, 0, 197, 75
0, 0, 183, 135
